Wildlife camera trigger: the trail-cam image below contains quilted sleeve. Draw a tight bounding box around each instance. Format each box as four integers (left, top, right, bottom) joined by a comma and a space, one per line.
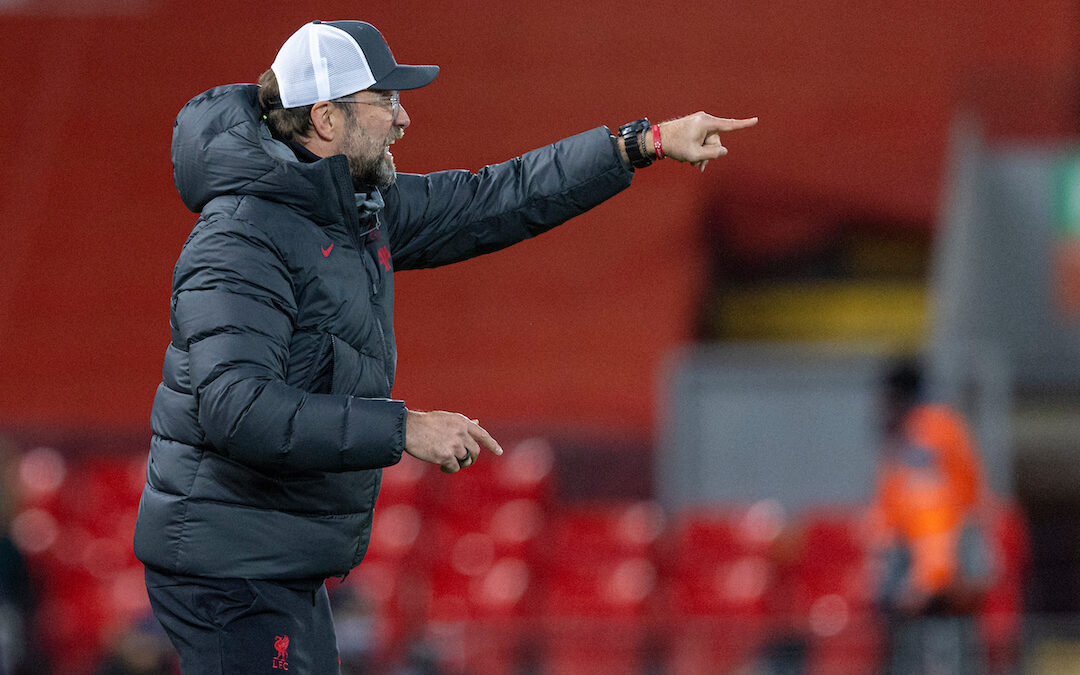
172, 217, 406, 472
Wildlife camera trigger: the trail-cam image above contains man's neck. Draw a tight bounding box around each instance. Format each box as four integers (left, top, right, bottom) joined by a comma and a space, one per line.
284, 138, 323, 163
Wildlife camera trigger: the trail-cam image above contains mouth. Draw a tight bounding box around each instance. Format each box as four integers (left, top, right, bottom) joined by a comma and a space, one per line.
385, 133, 403, 160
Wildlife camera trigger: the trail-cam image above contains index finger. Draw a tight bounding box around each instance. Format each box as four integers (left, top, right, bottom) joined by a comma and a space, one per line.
467, 420, 503, 456
710, 116, 758, 132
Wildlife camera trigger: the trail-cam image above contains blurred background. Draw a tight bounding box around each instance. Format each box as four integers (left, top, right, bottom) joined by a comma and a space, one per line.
1, 0, 1078, 673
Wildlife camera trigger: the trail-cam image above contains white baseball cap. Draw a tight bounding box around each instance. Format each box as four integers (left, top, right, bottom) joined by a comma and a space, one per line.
269, 20, 439, 109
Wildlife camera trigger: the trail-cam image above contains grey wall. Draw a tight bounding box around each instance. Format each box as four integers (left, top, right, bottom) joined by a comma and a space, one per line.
656, 344, 885, 512
656, 342, 1014, 512
931, 121, 1080, 393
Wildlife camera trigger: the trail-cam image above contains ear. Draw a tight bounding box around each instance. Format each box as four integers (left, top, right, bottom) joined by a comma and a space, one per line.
309, 101, 339, 142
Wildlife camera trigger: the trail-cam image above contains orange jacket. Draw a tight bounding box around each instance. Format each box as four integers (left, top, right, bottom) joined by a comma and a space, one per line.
873, 404, 983, 594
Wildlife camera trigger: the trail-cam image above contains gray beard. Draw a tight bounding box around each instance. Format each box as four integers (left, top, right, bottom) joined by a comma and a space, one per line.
337, 104, 399, 189
348, 151, 396, 190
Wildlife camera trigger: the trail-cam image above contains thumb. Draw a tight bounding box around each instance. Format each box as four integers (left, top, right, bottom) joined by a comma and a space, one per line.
699, 131, 727, 159
702, 131, 726, 149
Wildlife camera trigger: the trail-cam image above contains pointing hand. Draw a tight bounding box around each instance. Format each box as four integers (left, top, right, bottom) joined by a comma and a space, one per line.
656, 112, 758, 171
404, 409, 503, 473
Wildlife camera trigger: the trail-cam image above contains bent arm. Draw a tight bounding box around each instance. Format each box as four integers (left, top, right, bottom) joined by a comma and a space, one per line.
175, 221, 405, 472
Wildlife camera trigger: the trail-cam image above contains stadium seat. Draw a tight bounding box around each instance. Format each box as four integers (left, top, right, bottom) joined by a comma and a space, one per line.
796, 509, 880, 674
376, 454, 433, 508
660, 506, 782, 673
12, 453, 152, 673
796, 509, 873, 611
425, 512, 545, 622
540, 501, 665, 617
980, 498, 1029, 672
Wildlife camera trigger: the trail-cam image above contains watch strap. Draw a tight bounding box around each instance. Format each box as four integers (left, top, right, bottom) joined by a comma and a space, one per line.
618, 118, 653, 169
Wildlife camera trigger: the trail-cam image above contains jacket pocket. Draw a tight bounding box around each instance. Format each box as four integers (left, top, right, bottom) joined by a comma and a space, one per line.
303, 332, 334, 394
329, 335, 389, 397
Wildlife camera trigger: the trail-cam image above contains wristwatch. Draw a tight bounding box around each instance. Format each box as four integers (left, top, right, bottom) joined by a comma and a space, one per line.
618, 118, 653, 169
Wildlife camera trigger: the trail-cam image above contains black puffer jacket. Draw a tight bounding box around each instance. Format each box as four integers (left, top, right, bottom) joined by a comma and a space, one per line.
133, 84, 633, 580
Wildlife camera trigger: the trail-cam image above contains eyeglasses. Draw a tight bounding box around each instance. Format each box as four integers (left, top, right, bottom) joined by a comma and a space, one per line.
335, 92, 401, 121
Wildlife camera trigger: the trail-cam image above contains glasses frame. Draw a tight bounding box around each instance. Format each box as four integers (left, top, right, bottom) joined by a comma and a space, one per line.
335, 91, 401, 122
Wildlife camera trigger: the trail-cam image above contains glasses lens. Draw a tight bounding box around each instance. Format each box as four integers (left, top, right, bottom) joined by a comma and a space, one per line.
336, 94, 400, 120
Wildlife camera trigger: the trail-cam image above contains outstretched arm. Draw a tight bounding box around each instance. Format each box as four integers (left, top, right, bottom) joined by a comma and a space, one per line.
385, 127, 633, 270
385, 113, 757, 270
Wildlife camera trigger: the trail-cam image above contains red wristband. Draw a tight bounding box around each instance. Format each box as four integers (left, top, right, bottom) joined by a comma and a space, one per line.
651, 123, 665, 160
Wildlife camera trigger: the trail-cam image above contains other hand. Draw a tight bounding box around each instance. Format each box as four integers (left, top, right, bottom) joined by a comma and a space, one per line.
404, 409, 502, 473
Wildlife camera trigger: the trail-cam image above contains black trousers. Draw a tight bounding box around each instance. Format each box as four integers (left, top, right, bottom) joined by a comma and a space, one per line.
145, 567, 341, 674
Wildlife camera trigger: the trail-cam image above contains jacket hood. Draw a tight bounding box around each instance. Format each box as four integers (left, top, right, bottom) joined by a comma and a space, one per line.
171, 83, 352, 221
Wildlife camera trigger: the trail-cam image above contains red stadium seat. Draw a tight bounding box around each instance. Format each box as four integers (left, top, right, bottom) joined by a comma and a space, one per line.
542, 617, 648, 675
795, 509, 879, 674
377, 454, 433, 508
12, 453, 154, 673
659, 505, 787, 673
492, 437, 555, 504
796, 509, 873, 612
980, 498, 1029, 672
426, 512, 545, 622
541, 501, 665, 619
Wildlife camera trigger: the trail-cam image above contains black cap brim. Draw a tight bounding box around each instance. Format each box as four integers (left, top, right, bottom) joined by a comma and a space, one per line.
372, 64, 439, 91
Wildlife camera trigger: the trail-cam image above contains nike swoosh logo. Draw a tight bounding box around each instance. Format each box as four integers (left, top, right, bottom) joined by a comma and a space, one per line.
321, 244, 334, 257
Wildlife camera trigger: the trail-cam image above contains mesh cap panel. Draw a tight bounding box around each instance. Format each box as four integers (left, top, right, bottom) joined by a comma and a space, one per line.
271, 23, 376, 108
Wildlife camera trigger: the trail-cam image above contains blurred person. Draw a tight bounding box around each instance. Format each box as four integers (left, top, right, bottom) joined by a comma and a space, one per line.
869, 361, 994, 675
327, 585, 377, 674
92, 616, 175, 675
0, 534, 33, 675
133, 18, 757, 674
0, 438, 42, 675
758, 523, 810, 675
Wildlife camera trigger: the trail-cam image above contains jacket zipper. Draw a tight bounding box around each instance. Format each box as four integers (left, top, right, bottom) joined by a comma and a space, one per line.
344, 204, 392, 393
358, 212, 392, 392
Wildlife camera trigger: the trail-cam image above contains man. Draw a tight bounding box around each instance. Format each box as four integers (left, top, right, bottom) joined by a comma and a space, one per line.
134, 19, 756, 673
870, 361, 994, 674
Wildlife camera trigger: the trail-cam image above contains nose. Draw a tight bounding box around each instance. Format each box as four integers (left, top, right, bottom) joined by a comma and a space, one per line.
395, 103, 411, 129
